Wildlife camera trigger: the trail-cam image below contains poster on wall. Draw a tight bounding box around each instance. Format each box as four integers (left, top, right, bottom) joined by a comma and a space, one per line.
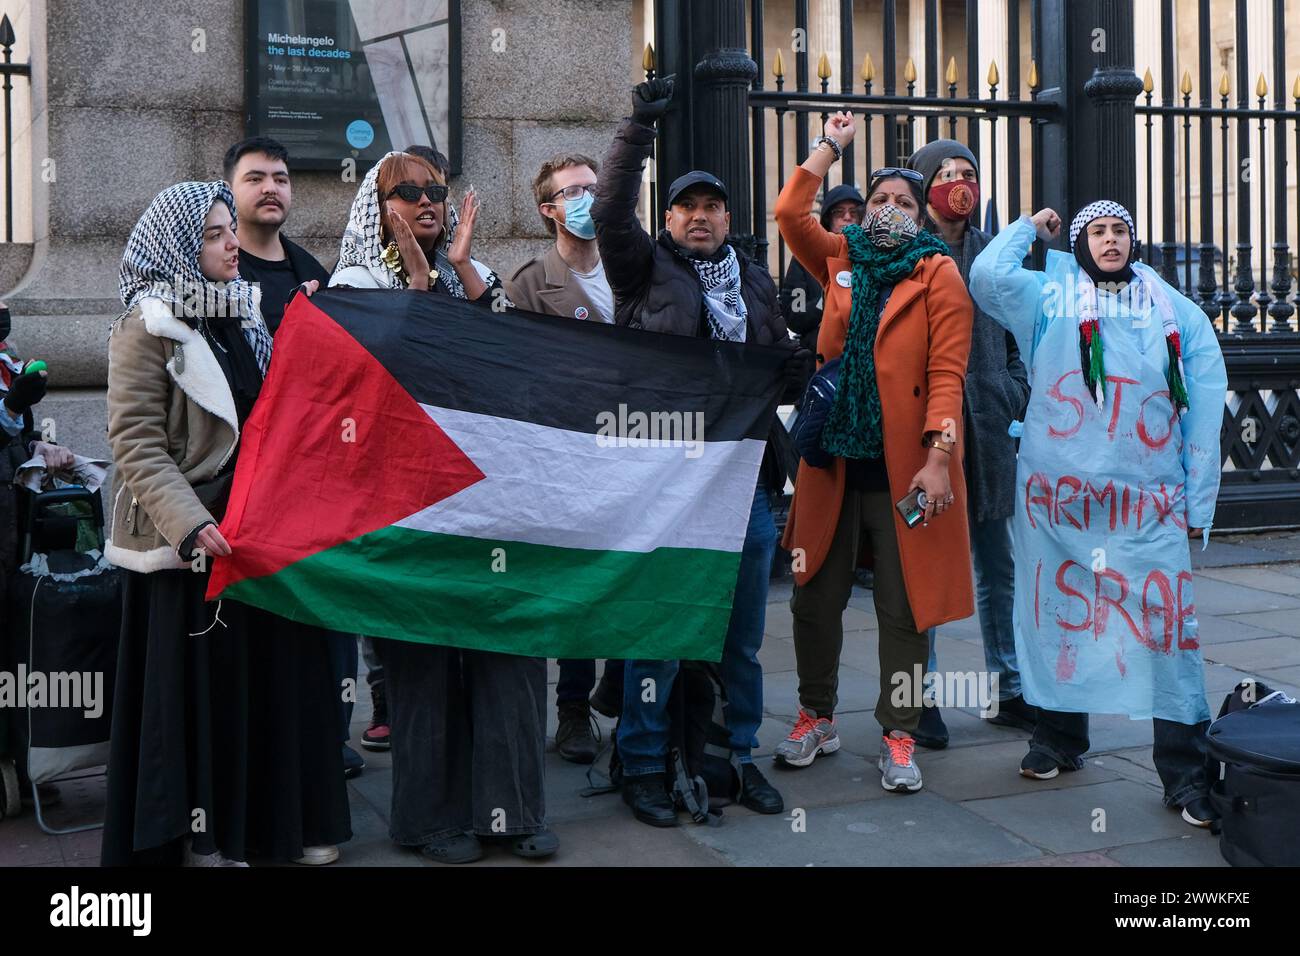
244, 0, 462, 174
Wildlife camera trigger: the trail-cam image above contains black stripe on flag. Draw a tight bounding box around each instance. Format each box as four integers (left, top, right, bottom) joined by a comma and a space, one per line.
294, 288, 787, 443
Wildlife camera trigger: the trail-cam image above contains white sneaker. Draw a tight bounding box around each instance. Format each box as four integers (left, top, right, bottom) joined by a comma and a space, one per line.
293, 845, 340, 866
183, 840, 249, 867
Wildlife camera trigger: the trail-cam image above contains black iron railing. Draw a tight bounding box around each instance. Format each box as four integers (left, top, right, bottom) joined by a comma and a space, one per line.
0, 13, 31, 244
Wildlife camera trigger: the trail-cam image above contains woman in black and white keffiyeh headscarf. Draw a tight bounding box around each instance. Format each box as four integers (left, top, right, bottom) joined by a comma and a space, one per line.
330, 150, 504, 302
118, 180, 274, 374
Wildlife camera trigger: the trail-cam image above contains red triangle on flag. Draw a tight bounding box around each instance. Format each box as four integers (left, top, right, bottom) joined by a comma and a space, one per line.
206, 294, 484, 597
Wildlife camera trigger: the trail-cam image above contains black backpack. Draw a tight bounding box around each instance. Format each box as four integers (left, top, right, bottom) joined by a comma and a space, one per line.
583, 661, 739, 825
1207, 680, 1300, 866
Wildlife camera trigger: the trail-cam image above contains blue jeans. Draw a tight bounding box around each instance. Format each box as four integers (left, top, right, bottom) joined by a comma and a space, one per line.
927, 515, 1020, 699
618, 484, 778, 776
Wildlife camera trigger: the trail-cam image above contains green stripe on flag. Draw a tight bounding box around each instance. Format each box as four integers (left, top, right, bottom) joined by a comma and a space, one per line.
220, 525, 742, 661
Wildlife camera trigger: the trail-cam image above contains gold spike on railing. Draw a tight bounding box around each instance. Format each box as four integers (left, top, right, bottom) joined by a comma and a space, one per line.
642, 43, 655, 73
1294, 74, 1300, 99
987, 59, 999, 87
773, 49, 785, 80
1142, 67, 1153, 94
1180, 70, 1192, 96
817, 51, 832, 81
946, 56, 958, 86
1028, 59, 1039, 90
1256, 72, 1268, 98
1219, 71, 1230, 97
861, 52, 875, 83
903, 56, 917, 84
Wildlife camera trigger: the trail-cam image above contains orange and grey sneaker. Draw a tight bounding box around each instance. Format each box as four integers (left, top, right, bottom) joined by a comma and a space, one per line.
878, 730, 923, 792
773, 708, 840, 768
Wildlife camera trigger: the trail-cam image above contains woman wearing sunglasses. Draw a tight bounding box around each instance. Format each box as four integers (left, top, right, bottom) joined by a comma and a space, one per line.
330, 150, 502, 301
323, 150, 554, 864
773, 112, 975, 794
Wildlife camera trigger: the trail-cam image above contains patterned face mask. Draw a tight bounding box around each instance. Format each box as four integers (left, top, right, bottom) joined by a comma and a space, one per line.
863, 203, 920, 249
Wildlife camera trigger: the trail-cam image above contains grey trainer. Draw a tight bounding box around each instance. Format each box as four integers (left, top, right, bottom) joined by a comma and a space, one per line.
774, 708, 840, 768
878, 731, 923, 792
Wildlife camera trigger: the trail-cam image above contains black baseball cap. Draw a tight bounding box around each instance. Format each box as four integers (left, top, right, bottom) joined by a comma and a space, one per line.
666, 170, 728, 207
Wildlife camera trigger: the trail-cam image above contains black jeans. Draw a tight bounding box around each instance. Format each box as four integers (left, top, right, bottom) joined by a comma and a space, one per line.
384, 640, 548, 844
556, 659, 625, 706
1029, 709, 1213, 807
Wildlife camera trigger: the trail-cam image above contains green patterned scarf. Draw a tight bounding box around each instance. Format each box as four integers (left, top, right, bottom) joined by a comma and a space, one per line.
821, 223, 950, 460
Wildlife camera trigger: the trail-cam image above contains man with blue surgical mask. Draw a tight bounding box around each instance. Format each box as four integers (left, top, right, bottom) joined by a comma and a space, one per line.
506, 152, 623, 765
507, 152, 614, 325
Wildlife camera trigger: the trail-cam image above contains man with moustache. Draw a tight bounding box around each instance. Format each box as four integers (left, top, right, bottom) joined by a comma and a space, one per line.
223, 137, 330, 333
223, 136, 363, 781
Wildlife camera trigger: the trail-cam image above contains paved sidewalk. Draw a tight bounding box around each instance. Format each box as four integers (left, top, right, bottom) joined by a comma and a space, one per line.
5, 535, 1300, 867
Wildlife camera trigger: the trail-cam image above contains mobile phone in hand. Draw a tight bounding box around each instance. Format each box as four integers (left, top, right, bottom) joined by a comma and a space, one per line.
896, 487, 928, 528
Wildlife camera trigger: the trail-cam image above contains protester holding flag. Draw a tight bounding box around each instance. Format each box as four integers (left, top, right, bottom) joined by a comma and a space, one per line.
773, 113, 975, 794
592, 75, 806, 826
318, 154, 556, 864
102, 181, 350, 866
969, 202, 1227, 827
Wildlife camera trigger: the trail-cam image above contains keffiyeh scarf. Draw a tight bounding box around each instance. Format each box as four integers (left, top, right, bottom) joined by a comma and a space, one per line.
334, 150, 496, 299
118, 180, 272, 373
1069, 200, 1189, 415
691, 245, 747, 342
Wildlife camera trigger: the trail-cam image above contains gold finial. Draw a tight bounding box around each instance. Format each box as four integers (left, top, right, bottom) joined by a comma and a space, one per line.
1028, 59, 1039, 90
773, 49, 785, 79
987, 59, 1000, 87
642, 43, 655, 73
946, 56, 958, 86
817, 51, 832, 81
1219, 70, 1230, 96
1256, 72, 1267, 97
861, 52, 875, 83
1294, 74, 1300, 99
903, 56, 917, 84
1180, 70, 1192, 95
1142, 67, 1153, 93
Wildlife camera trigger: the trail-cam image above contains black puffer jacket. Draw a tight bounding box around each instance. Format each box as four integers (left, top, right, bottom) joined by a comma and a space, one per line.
593, 116, 798, 490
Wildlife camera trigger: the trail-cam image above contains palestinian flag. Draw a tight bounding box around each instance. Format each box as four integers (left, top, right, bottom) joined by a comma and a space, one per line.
206, 289, 786, 661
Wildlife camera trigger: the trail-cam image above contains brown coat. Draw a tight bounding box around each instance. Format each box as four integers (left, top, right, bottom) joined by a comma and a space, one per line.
105, 297, 243, 573
504, 245, 608, 321
775, 167, 975, 631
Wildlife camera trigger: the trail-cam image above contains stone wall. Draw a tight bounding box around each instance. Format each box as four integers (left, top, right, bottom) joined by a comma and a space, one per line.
1, 0, 638, 459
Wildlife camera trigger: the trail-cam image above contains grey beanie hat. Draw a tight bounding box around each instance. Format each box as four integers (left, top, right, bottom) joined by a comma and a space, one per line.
906, 139, 979, 191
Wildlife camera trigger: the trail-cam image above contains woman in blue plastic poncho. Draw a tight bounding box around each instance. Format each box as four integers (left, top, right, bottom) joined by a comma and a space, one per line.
969, 201, 1227, 828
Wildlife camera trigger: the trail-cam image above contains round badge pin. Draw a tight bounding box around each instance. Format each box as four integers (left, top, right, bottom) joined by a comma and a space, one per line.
835, 270, 852, 288
575, 306, 589, 320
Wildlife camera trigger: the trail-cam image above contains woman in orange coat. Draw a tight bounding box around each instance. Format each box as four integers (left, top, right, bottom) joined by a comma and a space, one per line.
773, 112, 974, 793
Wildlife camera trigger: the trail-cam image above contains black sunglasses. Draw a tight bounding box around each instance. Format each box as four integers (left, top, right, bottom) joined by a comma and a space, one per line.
869, 167, 924, 184
386, 183, 449, 204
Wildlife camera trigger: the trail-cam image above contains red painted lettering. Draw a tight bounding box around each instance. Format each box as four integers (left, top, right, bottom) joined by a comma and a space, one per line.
1085, 480, 1119, 532
1056, 560, 1092, 633
1176, 571, 1199, 650
1104, 375, 1140, 438
1047, 369, 1086, 439
1140, 570, 1175, 653
1055, 475, 1084, 530
1025, 472, 1052, 530
1136, 389, 1178, 450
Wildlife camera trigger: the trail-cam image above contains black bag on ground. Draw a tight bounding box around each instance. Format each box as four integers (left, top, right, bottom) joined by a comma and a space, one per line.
9, 485, 122, 787
1206, 680, 1300, 867
583, 662, 739, 825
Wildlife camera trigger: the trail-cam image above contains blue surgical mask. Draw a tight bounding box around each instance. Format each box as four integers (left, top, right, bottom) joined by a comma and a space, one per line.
561, 192, 596, 240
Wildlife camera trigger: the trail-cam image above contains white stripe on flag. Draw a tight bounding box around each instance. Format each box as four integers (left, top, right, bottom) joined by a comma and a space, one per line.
393, 404, 766, 554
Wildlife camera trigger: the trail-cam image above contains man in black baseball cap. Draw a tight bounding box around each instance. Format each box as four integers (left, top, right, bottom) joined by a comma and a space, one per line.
592, 74, 811, 829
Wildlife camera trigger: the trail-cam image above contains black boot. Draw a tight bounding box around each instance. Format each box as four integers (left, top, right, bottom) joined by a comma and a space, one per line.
555, 702, 599, 764
914, 704, 949, 750
622, 773, 677, 827
738, 762, 784, 814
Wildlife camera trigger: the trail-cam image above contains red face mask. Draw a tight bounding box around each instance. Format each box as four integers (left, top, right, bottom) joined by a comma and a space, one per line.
929, 179, 980, 221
